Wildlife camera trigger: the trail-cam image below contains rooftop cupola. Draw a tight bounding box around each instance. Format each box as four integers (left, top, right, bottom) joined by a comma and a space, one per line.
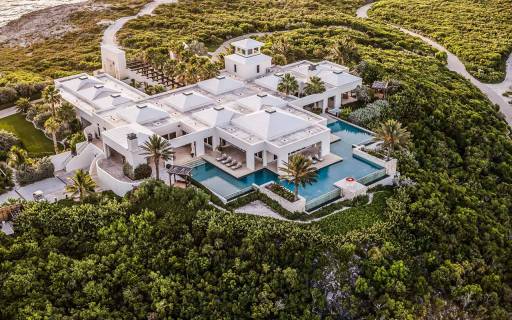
231, 38, 264, 57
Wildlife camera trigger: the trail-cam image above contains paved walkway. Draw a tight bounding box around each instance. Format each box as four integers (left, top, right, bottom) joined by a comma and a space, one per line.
356, 2, 512, 125
102, 0, 176, 47
0, 107, 17, 119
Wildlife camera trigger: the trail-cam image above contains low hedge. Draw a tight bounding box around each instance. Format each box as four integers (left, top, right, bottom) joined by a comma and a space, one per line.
265, 183, 297, 202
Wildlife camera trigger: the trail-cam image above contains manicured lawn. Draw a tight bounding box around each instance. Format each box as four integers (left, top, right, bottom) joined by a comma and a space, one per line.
0, 113, 54, 156
313, 191, 392, 236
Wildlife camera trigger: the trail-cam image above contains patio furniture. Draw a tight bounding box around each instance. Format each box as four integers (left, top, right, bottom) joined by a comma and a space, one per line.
216, 153, 227, 161
232, 162, 243, 170
315, 154, 324, 162
308, 155, 317, 164
221, 156, 232, 164
226, 159, 237, 167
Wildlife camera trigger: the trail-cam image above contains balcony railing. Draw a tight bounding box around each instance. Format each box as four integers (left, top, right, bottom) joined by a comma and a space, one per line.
305, 188, 341, 211
358, 169, 387, 185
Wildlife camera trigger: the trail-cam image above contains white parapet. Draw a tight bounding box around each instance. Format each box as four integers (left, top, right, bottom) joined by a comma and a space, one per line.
334, 177, 368, 200
258, 182, 306, 213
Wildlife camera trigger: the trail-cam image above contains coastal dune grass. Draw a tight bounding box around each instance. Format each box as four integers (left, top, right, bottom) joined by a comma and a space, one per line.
369, 0, 512, 83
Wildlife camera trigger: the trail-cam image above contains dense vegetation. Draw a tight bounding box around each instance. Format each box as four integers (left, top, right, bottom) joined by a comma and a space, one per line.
0, 0, 151, 108
370, 0, 512, 83
0, 0, 511, 318
0, 181, 342, 318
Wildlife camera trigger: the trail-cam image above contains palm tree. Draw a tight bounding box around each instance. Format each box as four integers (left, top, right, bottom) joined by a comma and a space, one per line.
65, 169, 96, 200
327, 37, 359, 66
304, 76, 326, 96
7, 146, 28, 169
15, 97, 31, 113
374, 119, 411, 159
140, 134, 174, 180
277, 73, 299, 96
44, 117, 60, 154
42, 85, 61, 117
279, 154, 318, 202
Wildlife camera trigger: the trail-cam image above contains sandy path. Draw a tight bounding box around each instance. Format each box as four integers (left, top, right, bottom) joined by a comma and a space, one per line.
357, 2, 512, 125
102, 0, 176, 47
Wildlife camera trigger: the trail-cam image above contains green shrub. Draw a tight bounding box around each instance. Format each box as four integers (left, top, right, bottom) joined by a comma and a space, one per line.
123, 162, 152, 180
0, 163, 14, 194
32, 111, 52, 130
68, 131, 86, 153
348, 100, 389, 128
266, 183, 297, 202
0, 130, 21, 151
15, 157, 54, 186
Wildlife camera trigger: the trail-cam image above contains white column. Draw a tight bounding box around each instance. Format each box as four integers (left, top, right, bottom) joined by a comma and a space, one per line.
195, 140, 205, 156
262, 151, 268, 167
322, 97, 329, 113
335, 94, 341, 108
246, 151, 255, 170
212, 134, 220, 150
320, 135, 330, 157
277, 152, 288, 174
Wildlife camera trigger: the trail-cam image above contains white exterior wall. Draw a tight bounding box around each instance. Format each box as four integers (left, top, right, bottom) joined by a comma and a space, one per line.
50, 151, 72, 171
353, 147, 397, 176
225, 55, 272, 80
66, 143, 103, 172
101, 45, 128, 80
95, 155, 142, 196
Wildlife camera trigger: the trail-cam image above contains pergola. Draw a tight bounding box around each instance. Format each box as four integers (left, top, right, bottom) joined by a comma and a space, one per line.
166, 165, 193, 187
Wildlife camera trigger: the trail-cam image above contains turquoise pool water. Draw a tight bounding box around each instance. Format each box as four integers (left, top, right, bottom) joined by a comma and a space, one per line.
191, 120, 382, 201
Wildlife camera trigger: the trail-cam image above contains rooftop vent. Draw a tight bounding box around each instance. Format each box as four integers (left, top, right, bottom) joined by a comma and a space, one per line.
214, 106, 224, 111
136, 105, 148, 109
257, 93, 268, 98
127, 133, 137, 140
94, 84, 104, 89
183, 92, 193, 96
275, 72, 284, 77
111, 94, 121, 98
216, 75, 226, 80
265, 108, 277, 114
308, 64, 318, 71
79, 75, 88, 80
333, 70, 344, 74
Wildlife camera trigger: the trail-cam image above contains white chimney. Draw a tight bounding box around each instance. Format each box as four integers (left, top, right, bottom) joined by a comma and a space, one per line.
127, 133, 138, 152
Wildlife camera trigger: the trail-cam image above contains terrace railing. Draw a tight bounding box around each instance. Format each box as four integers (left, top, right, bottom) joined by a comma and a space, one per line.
225, 185, 256, 202
358, 169, 387, 185
305, 188, 341, 211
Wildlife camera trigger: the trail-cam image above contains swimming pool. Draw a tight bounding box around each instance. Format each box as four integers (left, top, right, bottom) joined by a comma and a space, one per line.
191, 120, 383, 202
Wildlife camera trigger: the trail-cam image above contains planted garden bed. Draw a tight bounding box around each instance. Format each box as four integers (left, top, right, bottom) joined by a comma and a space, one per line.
265, 183, 297, 203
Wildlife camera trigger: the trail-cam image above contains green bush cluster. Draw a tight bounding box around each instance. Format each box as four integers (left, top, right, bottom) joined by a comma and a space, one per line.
370, 0, 512, 83
122, 162, 152, 180
265, 183, 297, 202
15, 157, 54, 186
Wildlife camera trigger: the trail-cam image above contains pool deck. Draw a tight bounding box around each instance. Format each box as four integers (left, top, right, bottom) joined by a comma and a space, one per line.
201, 150, 343, 179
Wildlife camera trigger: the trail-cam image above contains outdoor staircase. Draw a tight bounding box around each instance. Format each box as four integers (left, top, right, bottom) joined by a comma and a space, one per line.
181, 158, 206, 168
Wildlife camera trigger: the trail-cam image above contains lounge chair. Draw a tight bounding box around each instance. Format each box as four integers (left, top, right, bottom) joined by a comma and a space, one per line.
308, 155, 317, 164
226, 159, 237, 167
314, 154, 324, 162
221, 156, 232, 164
232, 162, 242, 170
216, 153, 227, 161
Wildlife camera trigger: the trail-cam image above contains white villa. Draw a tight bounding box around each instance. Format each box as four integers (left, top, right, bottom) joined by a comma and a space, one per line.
53, 39, 393, 207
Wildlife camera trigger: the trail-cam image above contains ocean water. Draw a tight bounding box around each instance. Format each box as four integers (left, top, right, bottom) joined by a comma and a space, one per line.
0, 0, 84, 27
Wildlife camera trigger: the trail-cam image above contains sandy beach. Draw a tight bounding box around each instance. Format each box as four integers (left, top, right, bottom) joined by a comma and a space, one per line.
0, 0, 108, 47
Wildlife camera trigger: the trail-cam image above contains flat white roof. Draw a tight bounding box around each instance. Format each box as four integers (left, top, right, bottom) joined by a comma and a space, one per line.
192, 106, 235, 127
198, 75, 245, 96
102, 123, 154, 149
119, 103, 169, 125
163, 91, 214, 112
231, 38, 264, 50
231, 107, 311, 140
236, 93, 287, 112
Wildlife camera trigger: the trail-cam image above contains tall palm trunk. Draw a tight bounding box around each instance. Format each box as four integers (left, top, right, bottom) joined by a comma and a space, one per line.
51, 132, 58, 154
154, 157, 160, 180
294, 180, 299, 201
